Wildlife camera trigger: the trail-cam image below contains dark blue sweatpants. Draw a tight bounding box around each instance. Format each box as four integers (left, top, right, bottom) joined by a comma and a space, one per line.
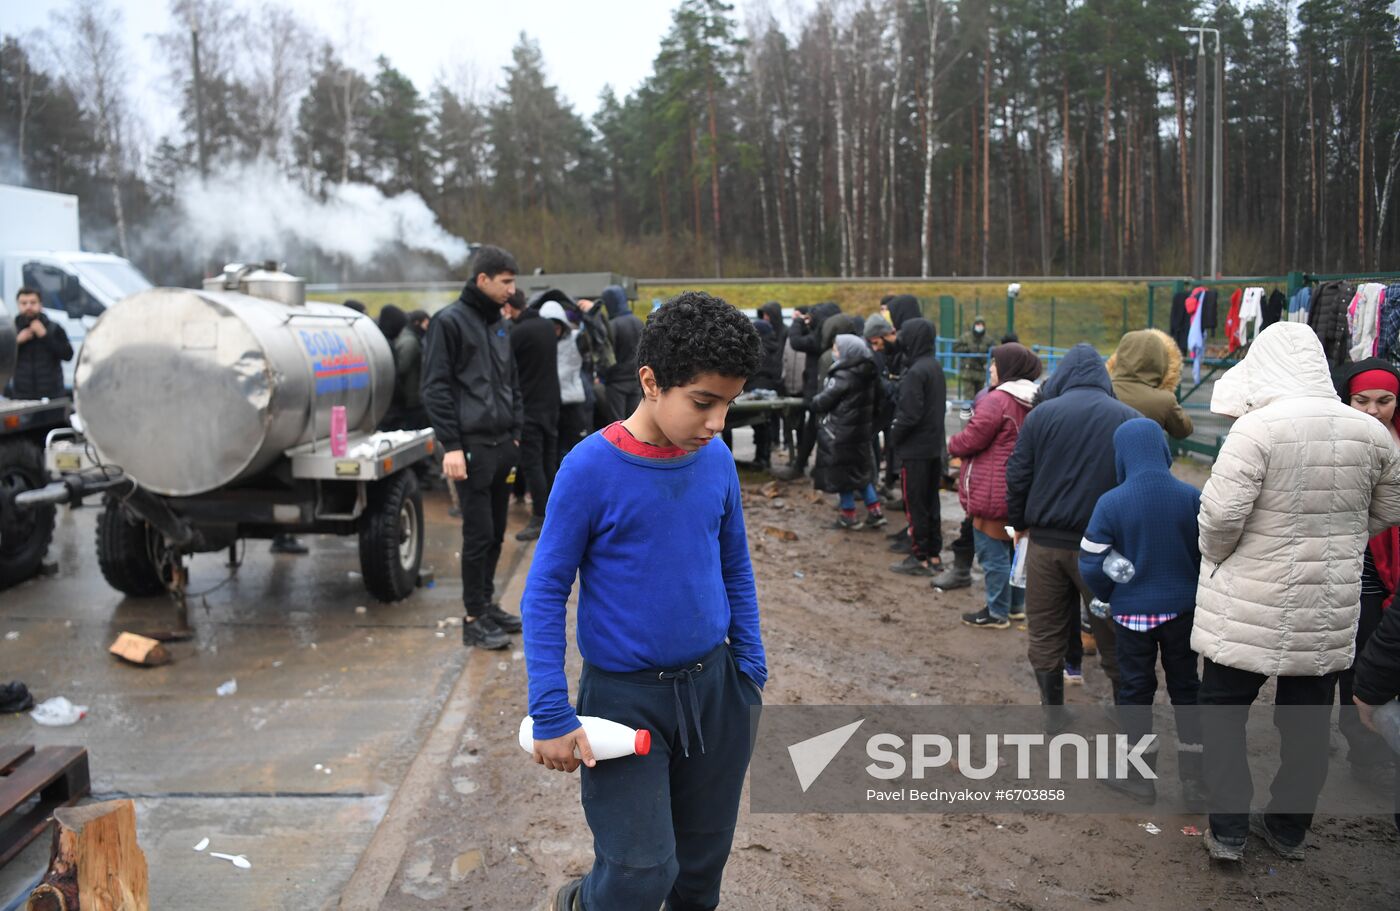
577, 642, 761, 911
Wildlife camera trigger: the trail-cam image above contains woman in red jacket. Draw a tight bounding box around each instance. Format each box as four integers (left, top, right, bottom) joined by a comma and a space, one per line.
948, 343, 1043, 628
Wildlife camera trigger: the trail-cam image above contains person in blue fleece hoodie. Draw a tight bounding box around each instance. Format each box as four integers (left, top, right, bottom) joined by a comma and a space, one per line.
1079, 417, 1205, 808
522, 291, 767, 911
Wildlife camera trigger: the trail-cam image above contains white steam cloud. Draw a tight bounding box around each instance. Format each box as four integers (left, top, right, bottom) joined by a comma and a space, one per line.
174, 160, 470, 265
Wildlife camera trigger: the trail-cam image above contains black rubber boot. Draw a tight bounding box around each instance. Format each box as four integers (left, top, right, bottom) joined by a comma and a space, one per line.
1034, 670, 1070, 734
1177, 743, 1208, 812
930, 549, 973, 591
1102, 745, 1158, 804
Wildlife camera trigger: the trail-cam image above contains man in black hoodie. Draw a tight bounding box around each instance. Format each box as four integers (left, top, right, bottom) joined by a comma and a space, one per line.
1005, 343, 1137, 723
887, 318, 945, 576
422, 245, 526, 650
600, 285, 644, 419
504, 290, 561, 542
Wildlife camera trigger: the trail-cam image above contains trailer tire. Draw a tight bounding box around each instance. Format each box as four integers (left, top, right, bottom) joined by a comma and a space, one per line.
0, 439, 55, 590
359, 471, 423, 602
96, 497, 166, 597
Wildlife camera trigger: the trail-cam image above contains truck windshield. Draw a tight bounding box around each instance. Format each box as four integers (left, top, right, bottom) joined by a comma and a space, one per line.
73, 260, 153, 302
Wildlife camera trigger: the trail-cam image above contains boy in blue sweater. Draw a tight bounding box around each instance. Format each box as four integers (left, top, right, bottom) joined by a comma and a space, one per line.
522, 291, 767, 911
1079, 418, 1206, 808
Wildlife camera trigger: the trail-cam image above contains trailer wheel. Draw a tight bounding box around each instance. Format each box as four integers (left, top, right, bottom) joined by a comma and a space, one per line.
0, 439, 55, 590
359, 471, 423, 602
96, 496, 166, 597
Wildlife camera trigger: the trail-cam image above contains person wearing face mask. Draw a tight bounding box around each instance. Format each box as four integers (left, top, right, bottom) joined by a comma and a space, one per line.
1332, 357, 1400, 790
953, 317, 993, 401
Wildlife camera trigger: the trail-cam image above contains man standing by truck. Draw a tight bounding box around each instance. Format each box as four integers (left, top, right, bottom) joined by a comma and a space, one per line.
7, 287, 72, 400
422, 246, 526, 650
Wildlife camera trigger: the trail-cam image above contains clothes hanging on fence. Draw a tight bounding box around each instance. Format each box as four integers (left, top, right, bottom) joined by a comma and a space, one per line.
1235, 287, 1265, 350
1289, 285, 1311, 323
1169, 290, 1191, 355
1377, 283, 1400, 366
1263, 289, 1286, 328
1201, 289, 1219, 330
1347, 282, 1387, 363
1188, 297, 1206, 384
1308, 280, 1353, 368
1225, 287, 1243, 352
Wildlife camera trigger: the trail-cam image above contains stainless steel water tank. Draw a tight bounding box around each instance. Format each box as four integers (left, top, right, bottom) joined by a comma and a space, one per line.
0, 298, 15, 394
74, 287, 394, 496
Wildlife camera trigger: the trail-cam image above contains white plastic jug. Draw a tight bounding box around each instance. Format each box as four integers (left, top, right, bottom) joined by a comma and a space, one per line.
519, 715, 652, 760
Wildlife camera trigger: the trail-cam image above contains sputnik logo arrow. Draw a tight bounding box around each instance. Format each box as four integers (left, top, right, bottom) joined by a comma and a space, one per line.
787, 718, 865, 792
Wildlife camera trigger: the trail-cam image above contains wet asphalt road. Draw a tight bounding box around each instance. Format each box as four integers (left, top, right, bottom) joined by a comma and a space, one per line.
0, 486, 514, 909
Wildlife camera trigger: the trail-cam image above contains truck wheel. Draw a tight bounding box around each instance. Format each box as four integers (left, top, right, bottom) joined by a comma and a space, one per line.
359, 471, 423, 602
0, 439, 55, 590
96, 497, 166, 597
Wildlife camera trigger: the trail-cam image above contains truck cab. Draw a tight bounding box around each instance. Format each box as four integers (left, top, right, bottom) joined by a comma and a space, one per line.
1, 252, 153, 389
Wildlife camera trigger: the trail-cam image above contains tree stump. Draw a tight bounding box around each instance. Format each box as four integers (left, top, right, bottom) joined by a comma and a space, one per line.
26, 800, 149, 911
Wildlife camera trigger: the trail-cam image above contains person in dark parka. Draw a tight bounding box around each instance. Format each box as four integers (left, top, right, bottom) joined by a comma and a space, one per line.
810, 334, 885, 530
506, 291, 563, 541
776, 301, 842, 478
887, 318, 945, 576
600, 285, 643, 419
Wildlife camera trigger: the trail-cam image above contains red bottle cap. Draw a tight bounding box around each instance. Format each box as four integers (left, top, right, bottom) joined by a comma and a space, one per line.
634, 729, 651, 756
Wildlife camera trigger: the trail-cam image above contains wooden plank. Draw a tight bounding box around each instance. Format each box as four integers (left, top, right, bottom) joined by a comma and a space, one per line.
0, 745, 35, 774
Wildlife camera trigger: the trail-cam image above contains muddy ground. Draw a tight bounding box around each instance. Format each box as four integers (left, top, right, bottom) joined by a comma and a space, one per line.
379, 451, 1397, 911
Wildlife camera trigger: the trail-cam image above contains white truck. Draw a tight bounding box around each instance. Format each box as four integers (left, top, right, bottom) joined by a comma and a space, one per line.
1, 184, 154, 389
0, 184, 152, 587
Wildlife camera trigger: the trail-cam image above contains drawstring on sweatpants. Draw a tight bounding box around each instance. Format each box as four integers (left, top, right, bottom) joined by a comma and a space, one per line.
659, 662, 706, 757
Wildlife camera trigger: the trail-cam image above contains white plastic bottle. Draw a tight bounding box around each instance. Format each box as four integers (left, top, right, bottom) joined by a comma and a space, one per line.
519, 715, 652, 760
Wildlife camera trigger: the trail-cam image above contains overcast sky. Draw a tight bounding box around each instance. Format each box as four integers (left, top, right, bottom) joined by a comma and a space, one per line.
6, 0, 780, 148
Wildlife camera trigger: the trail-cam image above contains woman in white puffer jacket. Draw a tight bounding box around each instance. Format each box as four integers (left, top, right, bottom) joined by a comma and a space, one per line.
1193, 321, 1400, 863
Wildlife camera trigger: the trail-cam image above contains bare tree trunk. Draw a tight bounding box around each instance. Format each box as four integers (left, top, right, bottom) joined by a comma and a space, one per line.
758, 168, 774, 270
1035, 98, 1049, 275
1062, 73, 1073, 276
1280, 92, 1287, 263
707, 81, 724, 277
1375, 127, 1400, 270
1100, 66, 1112, 276
919, 0, 944, 277
886, 4, 902, 277
690, 120, 703, 271
1358, 41, 1368, 269
1308, 52, 1318, 264
981, 40, 991, 276
833, 46, 852, 279
1171, 56, 1190, 259
776, 148, 792, 276
952, 160, 964, 273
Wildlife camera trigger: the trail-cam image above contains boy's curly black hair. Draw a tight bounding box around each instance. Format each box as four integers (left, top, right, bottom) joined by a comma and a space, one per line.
636, 291, 762, 390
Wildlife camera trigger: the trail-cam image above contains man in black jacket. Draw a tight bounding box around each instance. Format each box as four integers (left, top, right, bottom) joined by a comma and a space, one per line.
422, 246, 526, 650
600, 285, 643, 419
1005, 343, 1137, 723
8, 287, 73, 400
504, 290, 561, 542
888, 318, 945, 577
